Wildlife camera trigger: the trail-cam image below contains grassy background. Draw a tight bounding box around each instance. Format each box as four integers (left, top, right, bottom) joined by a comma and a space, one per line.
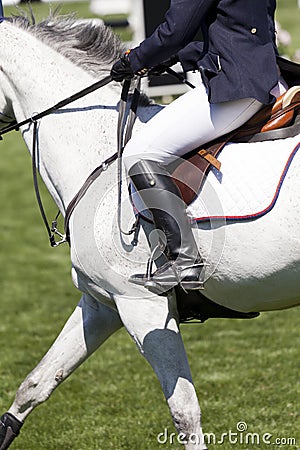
0, 1, 300, 449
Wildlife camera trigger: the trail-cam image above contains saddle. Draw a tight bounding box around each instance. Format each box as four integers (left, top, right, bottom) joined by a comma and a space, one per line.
172, 86, 300, 205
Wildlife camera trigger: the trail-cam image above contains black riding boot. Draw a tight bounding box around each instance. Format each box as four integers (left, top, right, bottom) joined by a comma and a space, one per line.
129, 160, 204, 294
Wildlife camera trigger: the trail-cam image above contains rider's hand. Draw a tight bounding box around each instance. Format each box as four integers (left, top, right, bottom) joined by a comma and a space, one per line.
148, 55, 179, 76
111, 52, 134, 82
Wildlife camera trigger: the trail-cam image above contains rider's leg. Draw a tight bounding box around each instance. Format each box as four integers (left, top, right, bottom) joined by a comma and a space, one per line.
123, 81, 263, 171
129, 159, 204, 293
124, 81, 263, 292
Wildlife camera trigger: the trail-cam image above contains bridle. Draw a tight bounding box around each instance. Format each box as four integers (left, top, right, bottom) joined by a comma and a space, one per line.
0, 74, 141, 247
0, 74, 115, 247
0, 67, 191, 248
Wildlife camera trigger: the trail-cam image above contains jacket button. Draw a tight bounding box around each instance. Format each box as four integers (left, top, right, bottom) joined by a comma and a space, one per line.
251, 27, 257, 34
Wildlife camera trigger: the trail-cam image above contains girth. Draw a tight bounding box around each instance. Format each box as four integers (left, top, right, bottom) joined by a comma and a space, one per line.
172, 86, 300, 205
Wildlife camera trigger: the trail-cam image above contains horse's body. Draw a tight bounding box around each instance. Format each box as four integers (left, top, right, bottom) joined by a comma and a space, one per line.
0, 15, 299, 449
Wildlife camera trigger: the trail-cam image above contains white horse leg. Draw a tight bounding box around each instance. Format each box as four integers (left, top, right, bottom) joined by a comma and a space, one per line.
115, 292, 207, 450
6, 294, 122, 422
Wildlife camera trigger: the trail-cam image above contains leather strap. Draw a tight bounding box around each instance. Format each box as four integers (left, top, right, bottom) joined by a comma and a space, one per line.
64, 152, 118, 244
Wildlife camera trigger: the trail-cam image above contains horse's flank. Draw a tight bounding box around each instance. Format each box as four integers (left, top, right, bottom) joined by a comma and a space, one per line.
0, 15, 299, 450
1, 15, 300, 313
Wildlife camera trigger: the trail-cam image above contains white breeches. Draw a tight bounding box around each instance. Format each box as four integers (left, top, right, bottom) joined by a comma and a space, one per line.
123, 76, 287, 173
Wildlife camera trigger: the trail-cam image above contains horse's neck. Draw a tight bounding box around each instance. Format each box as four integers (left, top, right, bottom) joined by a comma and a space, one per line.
1, 22, 124, 211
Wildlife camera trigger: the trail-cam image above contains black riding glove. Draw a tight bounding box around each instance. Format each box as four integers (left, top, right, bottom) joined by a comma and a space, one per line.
111, 52, 134, 82
148, 55, 179, 76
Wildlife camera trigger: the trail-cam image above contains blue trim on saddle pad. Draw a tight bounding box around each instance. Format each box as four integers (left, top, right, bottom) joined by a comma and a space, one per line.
195, 142, 300, 223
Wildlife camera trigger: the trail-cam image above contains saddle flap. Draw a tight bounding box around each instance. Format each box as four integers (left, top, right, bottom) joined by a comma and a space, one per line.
172, 154, 205, 205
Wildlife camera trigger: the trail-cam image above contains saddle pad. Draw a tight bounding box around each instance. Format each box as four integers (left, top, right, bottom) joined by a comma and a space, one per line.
131, 135, 300, 223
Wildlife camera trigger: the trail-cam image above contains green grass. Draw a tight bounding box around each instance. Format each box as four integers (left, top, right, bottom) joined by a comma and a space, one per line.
0, 2, 300, 449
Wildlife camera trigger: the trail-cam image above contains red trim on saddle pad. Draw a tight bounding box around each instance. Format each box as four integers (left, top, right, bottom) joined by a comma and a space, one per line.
194, 142, 300, 223
133, 142, 300, 224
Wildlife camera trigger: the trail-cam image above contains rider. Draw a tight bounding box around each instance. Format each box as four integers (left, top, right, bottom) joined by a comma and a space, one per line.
111, 0, 287, 294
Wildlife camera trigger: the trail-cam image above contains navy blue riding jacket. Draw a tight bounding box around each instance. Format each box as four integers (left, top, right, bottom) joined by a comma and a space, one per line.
129, 0, 280, 105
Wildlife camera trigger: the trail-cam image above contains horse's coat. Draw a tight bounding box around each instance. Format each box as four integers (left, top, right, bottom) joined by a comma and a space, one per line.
0, 14, 299, 450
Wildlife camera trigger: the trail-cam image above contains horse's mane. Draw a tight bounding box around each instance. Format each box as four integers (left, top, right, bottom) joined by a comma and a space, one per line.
11, 12, 125, 76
